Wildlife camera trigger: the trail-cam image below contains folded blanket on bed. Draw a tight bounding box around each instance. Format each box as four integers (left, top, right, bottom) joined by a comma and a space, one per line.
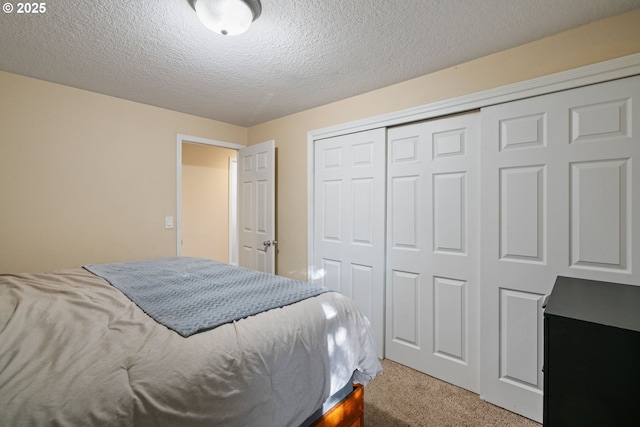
84, 257, 331, 337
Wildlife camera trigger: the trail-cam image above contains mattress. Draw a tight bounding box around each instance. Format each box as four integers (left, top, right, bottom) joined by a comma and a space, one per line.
0, 266, 381, 426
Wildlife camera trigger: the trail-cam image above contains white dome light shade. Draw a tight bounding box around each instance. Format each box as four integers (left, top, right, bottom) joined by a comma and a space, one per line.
194, 0, 255, 36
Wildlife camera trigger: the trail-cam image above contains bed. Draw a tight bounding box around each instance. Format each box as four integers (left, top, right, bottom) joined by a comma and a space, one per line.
0, 257, 381, 426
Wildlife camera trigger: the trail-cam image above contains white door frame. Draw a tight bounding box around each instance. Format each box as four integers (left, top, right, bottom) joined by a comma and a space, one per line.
228, 157, 239, 265
176, 133, 246, 257
306, 53, 640, 274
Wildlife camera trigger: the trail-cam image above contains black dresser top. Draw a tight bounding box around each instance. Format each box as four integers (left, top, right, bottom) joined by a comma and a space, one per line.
545, 276, 640, 333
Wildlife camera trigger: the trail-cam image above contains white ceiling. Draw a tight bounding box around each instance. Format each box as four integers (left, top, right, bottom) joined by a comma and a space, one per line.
1, 0, 639, 127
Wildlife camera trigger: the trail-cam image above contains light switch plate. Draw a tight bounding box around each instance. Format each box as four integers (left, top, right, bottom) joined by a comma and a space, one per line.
165, 216, 174, 229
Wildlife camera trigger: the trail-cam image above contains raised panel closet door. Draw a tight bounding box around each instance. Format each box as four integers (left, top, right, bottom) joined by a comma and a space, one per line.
313, 128, 386, 358
386, 112, 480, 393
480, 75, 640, 423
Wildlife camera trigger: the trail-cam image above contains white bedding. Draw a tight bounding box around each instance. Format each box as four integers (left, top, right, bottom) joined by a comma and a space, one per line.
0, 267, 381, 426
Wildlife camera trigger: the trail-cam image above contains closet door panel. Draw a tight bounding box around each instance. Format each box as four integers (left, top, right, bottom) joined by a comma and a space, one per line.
570, 159, 629, 271
433, 276, 467, 363
499, 165, 546, 263
480, 75, 640, 423
433, 172, 466, 254
313, 128, 386, 357
390, 270, 421, 348
386, 112, 480, 393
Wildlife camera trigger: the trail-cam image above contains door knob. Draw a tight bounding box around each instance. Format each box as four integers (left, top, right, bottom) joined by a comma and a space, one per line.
263, 240, 277, 248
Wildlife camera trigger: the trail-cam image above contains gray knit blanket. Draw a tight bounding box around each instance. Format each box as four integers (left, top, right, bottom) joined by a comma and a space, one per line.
84, 257, 330, 337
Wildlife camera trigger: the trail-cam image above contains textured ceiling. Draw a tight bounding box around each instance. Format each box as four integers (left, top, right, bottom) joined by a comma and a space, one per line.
1, 0, 639, 127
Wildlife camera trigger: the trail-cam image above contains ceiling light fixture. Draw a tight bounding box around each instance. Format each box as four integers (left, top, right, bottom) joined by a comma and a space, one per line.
189, 0, 262, 36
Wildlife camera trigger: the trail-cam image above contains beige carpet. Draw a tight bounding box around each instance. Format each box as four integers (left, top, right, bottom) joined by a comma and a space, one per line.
364, 359, 541, 427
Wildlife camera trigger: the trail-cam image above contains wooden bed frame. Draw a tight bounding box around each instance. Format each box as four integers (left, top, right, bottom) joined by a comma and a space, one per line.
310, 384, 364, 427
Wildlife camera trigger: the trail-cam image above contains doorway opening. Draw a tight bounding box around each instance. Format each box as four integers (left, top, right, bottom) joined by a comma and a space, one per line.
176, 134, 246, 263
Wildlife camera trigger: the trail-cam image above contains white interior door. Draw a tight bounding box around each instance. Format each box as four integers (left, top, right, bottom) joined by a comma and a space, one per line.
238, 140, 275, 273
480, 75, 640, 422
312, 128, 386, 357
385, 112, 480, 393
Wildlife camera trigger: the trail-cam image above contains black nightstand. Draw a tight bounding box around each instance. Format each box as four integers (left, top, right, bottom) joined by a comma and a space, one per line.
543, 276, 640, 426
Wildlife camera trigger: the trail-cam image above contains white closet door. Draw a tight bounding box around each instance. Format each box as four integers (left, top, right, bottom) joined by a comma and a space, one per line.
480, 75, 640, 422
313, 128, 386, 357
386, 112, 480, 393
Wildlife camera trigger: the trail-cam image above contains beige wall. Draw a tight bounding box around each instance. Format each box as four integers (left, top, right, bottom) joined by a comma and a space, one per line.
181, 143, 237, 262
247, 9, 640, 281
2, 10, 639, 276
0, 72, 246, 273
